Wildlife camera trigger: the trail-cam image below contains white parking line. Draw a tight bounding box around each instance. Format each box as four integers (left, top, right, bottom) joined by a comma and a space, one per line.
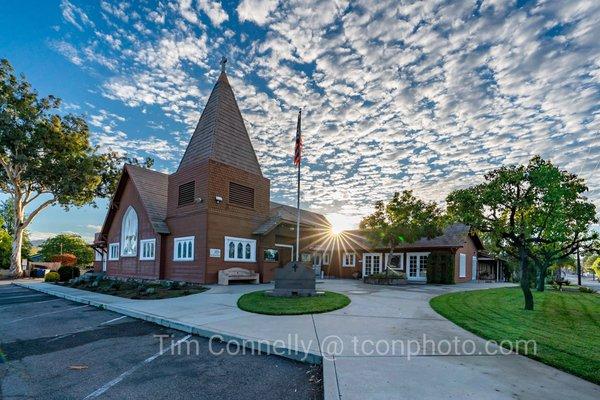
0, 298, 61, 310
2, 305, 89, 325
0, 294, 48, 301
100, 315, 127, 325
83, 334, 192, 399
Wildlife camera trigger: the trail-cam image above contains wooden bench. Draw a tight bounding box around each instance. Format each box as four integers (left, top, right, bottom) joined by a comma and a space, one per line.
218, 267, 260, 285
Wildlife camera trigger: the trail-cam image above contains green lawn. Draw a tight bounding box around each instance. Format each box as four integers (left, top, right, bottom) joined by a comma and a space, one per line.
430, 287, 600, 384
237, 290, 350, 315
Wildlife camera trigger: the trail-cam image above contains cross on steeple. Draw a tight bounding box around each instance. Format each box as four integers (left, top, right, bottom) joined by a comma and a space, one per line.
220, 56, 227, 73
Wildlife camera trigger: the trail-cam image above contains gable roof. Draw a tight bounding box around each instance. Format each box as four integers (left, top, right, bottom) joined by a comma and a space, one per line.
178, 71, 262, 176
253, 202, 330, 235
339, 223, 484, 251
126, 165, 170, 234
98, 164, 170, 240
400, 223, 483, 250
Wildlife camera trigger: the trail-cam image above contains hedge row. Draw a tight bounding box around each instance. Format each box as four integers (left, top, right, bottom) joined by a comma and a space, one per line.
426, 251, 454, 284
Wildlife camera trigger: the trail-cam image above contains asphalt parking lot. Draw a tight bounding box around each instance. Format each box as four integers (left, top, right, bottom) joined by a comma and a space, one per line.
0, 284, 322, 400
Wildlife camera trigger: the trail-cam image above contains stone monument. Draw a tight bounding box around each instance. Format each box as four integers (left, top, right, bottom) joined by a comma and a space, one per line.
268, 260, 321, 297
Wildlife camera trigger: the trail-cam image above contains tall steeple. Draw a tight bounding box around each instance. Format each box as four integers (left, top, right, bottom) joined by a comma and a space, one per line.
178, 59, 262, 176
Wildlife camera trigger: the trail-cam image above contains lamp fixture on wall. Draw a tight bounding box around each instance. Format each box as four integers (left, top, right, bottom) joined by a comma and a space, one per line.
215, 196, 223, 204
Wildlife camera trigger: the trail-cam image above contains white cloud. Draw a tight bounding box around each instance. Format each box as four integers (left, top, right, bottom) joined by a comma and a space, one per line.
60, 0, 94, 31
198, 0, 229, 26
237, 0, 279, 25
52, 0, 600, 227
49, 40, 83, 65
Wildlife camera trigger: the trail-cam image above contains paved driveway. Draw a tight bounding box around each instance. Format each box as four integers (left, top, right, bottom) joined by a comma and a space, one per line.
317, 280, 600, 400
14, 279, 600, 400
0, 284, 322, 400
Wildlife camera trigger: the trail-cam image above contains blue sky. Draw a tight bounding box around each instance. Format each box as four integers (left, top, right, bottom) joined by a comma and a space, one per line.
1, 0, 599, 241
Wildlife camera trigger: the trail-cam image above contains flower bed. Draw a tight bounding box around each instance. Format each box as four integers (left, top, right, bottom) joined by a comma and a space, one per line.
364, 272, 408, 285
64, 275, 207, 300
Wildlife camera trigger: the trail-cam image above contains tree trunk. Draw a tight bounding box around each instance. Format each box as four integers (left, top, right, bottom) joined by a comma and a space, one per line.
519, 246, 534, 310
386, 241, 394, 277
9, 196, 25, 277
576, 247, 582, 286
536, 264, 548, 292
10, 225, 24, 277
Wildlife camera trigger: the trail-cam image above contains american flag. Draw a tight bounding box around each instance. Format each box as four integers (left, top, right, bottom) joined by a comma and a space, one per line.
294, 110, 302, 166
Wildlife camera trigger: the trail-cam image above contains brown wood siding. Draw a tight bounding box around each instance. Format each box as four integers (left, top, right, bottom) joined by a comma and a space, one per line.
105, 175, 161, 280
202, 160, 271, 283
454, 236, 478, 283
162, 212, 207, 282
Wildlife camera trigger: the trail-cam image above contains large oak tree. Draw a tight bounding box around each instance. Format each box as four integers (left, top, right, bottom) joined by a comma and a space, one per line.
0, 59, 121, 276
360, 190, 444, 275
447, 156, 597, 310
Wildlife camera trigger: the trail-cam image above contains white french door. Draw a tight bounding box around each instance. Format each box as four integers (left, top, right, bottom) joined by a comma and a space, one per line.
407, 253, 429, 281
472, 256, 478, 281
362, 253, 382, 277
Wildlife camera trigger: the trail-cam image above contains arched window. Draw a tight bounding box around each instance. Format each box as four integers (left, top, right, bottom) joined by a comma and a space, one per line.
237, 243, 243, 259
245, 243, 251, 259
229, 242, 235, 258
121, 206, 138, 256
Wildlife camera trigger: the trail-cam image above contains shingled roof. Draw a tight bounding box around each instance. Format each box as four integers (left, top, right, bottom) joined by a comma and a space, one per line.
126, 165, 170, 234
400, 223, 483, 249
178, 71, 262, 176
99, 164, 170, 239
253, 202, 331, 235
339, 223, 483, 251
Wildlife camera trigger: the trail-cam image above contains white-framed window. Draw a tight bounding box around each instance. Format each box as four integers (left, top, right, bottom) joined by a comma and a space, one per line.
323, 253, 330, 265
174, 236, 194, 261
108, 243, 119, 261
121, 206, 138, 257
224, 236, 256, 262
459, 253, 467, 278
140, 239, 156, 261
343, 253, 356, 267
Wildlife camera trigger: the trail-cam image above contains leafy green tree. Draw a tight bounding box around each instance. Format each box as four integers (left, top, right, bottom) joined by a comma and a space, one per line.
583, 254, 598, 270
0, 59, 121, 276
39, 234, 93, 266
591, 258, 600, 279
525, 159, 597, 291
360, 190, 443, 275
446, 156, 597, 310
0, 199, 32, 258
583, 253, 599, 279
0, 227, 11, 269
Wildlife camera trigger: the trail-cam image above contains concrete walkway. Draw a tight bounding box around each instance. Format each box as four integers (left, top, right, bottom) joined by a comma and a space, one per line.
14, 280, 600, 400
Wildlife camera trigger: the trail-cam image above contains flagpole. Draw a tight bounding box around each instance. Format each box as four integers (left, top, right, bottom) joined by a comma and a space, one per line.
295, 110, 301, 262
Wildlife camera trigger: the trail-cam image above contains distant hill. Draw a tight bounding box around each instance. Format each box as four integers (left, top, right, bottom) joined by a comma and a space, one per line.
30, 239, 46, 247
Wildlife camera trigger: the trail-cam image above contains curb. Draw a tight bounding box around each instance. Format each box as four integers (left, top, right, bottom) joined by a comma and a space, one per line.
14, 282, 323, 365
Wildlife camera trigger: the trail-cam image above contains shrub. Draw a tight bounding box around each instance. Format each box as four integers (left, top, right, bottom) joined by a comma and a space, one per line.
57, 265, 80, 282
368, 271, 406, 280
579, 286, 596, 294
427, 251, 454, 284
52, 253, 77, 267
44, 271, 60, 282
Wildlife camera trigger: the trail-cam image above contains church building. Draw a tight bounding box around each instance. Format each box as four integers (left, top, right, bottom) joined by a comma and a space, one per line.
92, 65, 331, 284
